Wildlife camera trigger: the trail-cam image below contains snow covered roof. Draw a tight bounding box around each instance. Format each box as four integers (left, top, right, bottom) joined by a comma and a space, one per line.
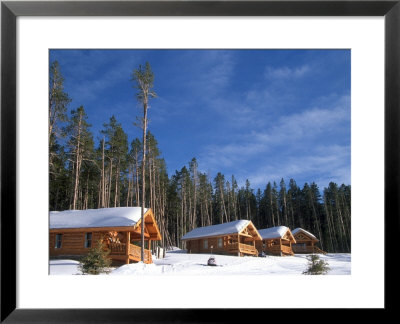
258, 226, 289, 240
50, 207, 149, 229
292, 228, 318, 240
181, 220, 251, 240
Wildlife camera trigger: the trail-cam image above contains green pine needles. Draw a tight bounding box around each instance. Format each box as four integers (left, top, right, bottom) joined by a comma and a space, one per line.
78, 240, 112, 275
303, 254, 330, 275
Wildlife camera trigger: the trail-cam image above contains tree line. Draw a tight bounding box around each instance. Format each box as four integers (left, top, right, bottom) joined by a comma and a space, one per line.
49, 60, 351, 253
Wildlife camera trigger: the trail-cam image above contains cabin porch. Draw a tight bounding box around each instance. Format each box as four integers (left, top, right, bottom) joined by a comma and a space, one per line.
263, 238, 294, 256
226, 242, 258, 256
225, 233, 259, 256
185, 234, 259, 256
106, 230, 155, 264
108, 242, 153, 264
292, 243, 326, 254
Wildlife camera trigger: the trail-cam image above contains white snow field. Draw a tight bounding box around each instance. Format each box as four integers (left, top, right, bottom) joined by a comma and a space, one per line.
49, 259, 81, 275
49, 248, 350, 275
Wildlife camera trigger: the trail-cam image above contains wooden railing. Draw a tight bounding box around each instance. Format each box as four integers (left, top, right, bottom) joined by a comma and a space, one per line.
129, 244, 152, 262
129, 243, 141, 259
239, 243, 258, 254
281, 245, 293, 254
227, 242, 257, 255
109, 243, 152, 262
292, 245, 313, 253
109, 242, 125, 254
267, 245, 293, 255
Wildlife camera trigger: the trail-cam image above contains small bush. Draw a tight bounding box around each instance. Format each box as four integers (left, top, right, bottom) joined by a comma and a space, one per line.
78, 240, 112, 275
303, 254, 330, 275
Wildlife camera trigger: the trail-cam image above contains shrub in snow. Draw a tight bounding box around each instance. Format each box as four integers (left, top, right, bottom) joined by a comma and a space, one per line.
303, 254, 330, 275
78, 240, 112, 275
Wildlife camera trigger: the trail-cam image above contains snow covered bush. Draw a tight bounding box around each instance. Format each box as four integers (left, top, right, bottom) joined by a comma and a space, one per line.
303, 254, 330, 275
78, 240, 112, 275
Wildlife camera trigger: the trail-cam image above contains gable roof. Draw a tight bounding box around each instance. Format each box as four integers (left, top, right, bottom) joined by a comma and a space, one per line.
181, 220, 253, 240
258, 226, 291, 240
50, 207, 149, 229
292, 228, 318, 241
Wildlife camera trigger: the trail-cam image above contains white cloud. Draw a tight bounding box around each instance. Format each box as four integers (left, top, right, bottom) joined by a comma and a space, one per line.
198, 94, 351, 188
240, 144, 351, 189
184, 50, 235, 96
264, 65, 310, 79
70, 55, 141, 103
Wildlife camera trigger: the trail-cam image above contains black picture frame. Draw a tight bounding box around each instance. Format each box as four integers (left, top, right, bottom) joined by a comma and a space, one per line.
1, 0, 398, 322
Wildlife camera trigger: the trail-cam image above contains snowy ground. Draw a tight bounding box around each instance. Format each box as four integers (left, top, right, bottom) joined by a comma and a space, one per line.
49, 248, 351, 275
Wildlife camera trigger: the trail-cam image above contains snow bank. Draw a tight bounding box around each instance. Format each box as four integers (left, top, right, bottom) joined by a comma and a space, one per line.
49, 259, 81, 275
110, 262, 157, 275
50, 207, 148, 229
49, 253, 351, 276
258, 226, 289, 239
181, 220, 250, 240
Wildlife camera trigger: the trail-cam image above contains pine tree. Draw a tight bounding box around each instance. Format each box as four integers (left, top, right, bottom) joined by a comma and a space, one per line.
65, 106, 94, 210
245, 179, 251, 220
189, 158, 198, 230
231, 175, 239, 221
323, 182, 351, 253
49, 61, 71, 211
264, 182, 276, 227
100, 116, 128, 207
49, 61, 71, 166
287, 179, 300, 228
279, 178, 288, 226
49, 145, 70, 211
255, 188, 262, 228
78, 240, 112, 275
303, 254, 330, 275
272, 181, 280, 225
214, 172, 228, 223
132, 62, 156, 261
127, 138, 142, 207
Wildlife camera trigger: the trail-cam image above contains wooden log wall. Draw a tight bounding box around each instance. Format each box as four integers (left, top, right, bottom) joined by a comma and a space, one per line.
186, 235, 250, 255
49, 231, 105, 256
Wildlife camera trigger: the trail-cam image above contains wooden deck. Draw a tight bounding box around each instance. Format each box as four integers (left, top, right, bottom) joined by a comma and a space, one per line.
109, 243, 152, 263
227, 242, 258, 256
265, 245, 294, 256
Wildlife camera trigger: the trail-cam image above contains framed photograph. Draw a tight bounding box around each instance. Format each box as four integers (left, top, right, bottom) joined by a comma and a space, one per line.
1, 0, 398, 321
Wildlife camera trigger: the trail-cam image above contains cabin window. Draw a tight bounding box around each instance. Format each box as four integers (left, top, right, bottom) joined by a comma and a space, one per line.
203, 239, 208, 249
85, 233, 92, 248
218, 238, 223, 248
55, 234, 62, 249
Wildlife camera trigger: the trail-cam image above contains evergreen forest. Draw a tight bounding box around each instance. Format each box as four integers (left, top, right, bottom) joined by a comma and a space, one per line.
49, 60, 351, 253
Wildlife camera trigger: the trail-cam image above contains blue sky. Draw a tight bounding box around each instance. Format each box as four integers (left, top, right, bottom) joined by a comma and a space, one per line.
50, 49, 351, 191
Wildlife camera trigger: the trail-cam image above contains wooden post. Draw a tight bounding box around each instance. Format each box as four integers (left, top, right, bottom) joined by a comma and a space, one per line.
125, 231, 130, 264
148, 239, 152, 261
238, 234, 240, 256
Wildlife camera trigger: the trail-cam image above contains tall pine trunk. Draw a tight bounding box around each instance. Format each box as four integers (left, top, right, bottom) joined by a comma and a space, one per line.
141, 105, 148, 261
72, 111, 82, 210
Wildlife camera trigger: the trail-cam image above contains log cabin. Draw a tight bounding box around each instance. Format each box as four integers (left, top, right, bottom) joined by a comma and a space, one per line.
256, 226, 296, 256
181, 220, 262, 257
292, 228, 326, 254
49, 207, 161, 264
